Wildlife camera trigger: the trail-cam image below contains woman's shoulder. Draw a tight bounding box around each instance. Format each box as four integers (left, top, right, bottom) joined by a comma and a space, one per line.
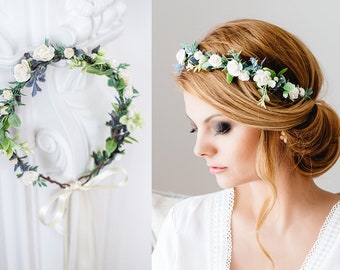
174, 188, 232, 209
170, 188, 234, 227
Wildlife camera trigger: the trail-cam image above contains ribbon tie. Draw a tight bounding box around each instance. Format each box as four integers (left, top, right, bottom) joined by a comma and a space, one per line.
39, 167, 128, 270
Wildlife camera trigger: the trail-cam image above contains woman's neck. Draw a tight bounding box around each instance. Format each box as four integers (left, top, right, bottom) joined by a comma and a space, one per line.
233, 169, 339, 232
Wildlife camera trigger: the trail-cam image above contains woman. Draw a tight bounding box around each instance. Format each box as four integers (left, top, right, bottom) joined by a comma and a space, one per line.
152, 19, 340, 269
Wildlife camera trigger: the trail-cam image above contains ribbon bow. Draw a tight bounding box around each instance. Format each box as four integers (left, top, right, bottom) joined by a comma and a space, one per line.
39, 167, 128, 270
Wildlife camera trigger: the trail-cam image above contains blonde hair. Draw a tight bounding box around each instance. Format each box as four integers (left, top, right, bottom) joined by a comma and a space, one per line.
175, 19, 340, 264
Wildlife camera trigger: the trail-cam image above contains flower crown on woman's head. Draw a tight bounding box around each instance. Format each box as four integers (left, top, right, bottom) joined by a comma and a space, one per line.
175, 42, 313, 108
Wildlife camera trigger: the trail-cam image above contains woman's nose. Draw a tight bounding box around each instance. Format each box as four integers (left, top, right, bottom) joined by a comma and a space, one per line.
193, 133, 215, 157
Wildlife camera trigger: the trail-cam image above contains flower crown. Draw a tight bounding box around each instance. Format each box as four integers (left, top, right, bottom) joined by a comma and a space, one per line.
0, 41, 143, 188
175, 42, 313, 108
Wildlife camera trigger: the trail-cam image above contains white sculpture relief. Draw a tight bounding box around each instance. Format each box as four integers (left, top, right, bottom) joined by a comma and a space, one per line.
0, 0, 126, 63
48, 0, 126, 47
34, 128, 74, 178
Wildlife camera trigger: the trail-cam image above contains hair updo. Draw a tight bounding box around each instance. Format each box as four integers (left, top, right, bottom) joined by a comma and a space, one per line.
176, 19, 340, 180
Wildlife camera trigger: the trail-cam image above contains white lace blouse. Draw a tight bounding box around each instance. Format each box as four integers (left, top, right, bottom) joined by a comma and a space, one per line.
152, 189, 340, 270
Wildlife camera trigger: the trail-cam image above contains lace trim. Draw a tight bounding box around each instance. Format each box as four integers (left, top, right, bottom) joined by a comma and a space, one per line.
299, 201, 340, 270
210, 189, 234, 270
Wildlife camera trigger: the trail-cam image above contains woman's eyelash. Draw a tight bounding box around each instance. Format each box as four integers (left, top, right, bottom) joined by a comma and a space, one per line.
214, 122, 231, 135
190, 127, 197, 133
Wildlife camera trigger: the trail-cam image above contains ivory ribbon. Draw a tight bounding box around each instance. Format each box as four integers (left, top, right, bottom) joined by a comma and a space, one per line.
39, 167, 128, 270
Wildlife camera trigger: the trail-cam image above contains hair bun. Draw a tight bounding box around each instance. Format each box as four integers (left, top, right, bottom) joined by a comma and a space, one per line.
288, 101, 340, 177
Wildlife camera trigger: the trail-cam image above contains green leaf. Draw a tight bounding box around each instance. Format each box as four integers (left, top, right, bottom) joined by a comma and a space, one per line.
85, 66, 106, 75
226, 73, 234, 84
1, 137, 10, 150
283, 82, 294, 91
6, 147, 13, 159
8, 113, 21, 128
108, 78, 115, 87
116, 78, 127, 91
277, 68, 288, 77
105, 139, 117, 156
124, 136, 139, 144
263, 67, 276, 78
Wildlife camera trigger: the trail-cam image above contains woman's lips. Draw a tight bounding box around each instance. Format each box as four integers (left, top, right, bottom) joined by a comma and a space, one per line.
209, 166, 227, 174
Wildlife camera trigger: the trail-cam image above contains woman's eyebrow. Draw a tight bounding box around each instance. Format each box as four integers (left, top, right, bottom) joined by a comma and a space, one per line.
186, 113, 223, 124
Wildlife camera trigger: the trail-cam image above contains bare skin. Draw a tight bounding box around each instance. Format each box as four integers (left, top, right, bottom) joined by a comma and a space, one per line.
183, 91, 340, 269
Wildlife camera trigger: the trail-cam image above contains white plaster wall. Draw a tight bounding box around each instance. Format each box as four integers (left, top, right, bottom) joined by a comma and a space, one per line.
153, 0, 340, 196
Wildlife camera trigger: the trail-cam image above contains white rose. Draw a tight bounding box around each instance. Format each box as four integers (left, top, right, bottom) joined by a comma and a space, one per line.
238, 70, 250, 81
0, 106, 8, 116
194, 51, 203, 60
267, 80, 276, 88
288, 86, 300, 100
253, 69, 272, 87
123, 85, 134, 99
13, 59, 31, 82
2, 90, 13, 100
20, 171, 39, 186
227, 59, 243, 77
120, 70, 131, 84
208, 54, 222, 67
176, 49, 186, 65
64, 48, 74, 59
299, 87, 305, 97
33, 44, 55, 61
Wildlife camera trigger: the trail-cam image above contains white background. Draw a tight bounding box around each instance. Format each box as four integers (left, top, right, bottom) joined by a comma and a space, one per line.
153, 0, 340, 196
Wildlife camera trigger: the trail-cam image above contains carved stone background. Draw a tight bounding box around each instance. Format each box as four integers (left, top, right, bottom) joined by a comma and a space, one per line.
0, 0, 151, 269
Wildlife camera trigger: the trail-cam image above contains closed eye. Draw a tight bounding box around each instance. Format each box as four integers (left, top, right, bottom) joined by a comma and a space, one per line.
214, 122, 231, 135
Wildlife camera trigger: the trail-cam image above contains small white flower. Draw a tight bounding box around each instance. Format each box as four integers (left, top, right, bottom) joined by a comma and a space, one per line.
119, 70, 131, 84
108, 58, 118, 68
299, 87, 305, 97
227, 59, 243, 77
0, 106, 8, 115
194, 51, 203, 60
267, 79, 276, 88
33, 44, 55, 61
288, 86, 300, 100
64, 48, 75, 59
238, 70, 250, 81
20, 171, 39, 186
186, 63, 194, 70
13, 59, 31, 82
119, 104, 144, 132
2, 90, 13, 100
123, 85, 134, 99
176, 49, 186, 65
208, 54, 222, 68
253, 69, 272, 87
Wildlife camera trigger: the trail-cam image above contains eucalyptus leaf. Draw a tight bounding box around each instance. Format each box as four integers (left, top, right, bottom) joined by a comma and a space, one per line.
115, 78, 127, 91
105, 139, 117, 156
8, 113, 21, 128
